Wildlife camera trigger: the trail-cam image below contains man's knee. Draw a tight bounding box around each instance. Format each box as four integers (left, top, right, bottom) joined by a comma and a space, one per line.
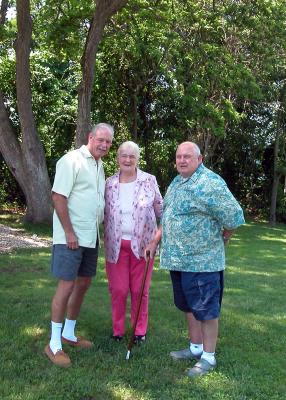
52, 280, 75, 309
75, 276, 92, 292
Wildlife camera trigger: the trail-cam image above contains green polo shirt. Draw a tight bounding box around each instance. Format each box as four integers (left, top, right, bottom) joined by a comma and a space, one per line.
52, 145, 105, 248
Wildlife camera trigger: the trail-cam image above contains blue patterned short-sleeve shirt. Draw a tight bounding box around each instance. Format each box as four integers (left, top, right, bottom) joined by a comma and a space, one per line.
160, 164, 245, 272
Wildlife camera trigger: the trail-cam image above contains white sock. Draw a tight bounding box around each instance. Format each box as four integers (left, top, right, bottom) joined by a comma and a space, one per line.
190, 342, 203, 355
49, 321, 63, 355
62, 318, 77, 341
201, 350, 216, 365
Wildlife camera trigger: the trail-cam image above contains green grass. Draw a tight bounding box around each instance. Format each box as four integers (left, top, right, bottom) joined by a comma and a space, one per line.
0, 219, 285, 400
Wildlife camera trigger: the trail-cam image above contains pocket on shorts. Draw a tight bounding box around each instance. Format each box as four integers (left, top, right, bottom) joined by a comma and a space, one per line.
197, 273, 220, 305
51, 245, 82, 280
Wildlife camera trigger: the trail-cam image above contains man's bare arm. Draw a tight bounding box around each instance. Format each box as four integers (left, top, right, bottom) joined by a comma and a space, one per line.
52, 192, 79, 249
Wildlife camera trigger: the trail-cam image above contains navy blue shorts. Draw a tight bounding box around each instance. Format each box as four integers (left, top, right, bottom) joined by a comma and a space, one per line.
170, 270, 224, 321
51, 244, 99, 281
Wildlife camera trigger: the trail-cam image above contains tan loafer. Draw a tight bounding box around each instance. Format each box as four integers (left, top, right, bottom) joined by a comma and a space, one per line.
44, 345, 71, 368
62, 336, 94, 349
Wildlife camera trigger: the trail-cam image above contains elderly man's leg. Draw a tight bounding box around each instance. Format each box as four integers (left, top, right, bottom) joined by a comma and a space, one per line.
187, 312, 202, 342
185, 271, 222, 377
201, 318, 218, 363
169, 270, 203, 360
185, 318, 218, 377
201, 318, 218, 352
62, 245, 98, 346
66, 276, 92, 320
48, 279, 75, 356
170, 312, 203, 360
52, 279, 76, 322
62, 276, 92, 342
187, 312, 203, 356
186, 318, 218, 378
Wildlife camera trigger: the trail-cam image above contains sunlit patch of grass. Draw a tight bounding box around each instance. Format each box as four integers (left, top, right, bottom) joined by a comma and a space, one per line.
228, 268, 286, 277
0, 218, 285, 399
22, 326, 45, 338
108, 385, 147, 400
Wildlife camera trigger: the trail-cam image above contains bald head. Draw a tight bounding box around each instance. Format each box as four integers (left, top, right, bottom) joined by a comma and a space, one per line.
177, 142, 201, 155
176, 142, 202, 178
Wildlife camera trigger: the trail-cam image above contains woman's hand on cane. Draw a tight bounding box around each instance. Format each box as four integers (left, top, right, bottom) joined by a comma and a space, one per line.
145, 226, 162, 260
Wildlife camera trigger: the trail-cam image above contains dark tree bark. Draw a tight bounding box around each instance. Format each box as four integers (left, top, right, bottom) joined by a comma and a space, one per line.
0, 0, 9, 25
76, 0, 128, 147
269, 87, 286, 226
0, 0, 52, 223
130, 89, 138, 141
269, 124, 282, 226
139, 84, 154, 171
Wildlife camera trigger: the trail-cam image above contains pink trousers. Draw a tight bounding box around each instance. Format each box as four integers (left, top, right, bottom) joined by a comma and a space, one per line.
106, 240, 154, 336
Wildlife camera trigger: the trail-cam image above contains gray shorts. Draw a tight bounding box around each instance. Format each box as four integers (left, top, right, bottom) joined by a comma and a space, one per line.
51, 244, 99, 281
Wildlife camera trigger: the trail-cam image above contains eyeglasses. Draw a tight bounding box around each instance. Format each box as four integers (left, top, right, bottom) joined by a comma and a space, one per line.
119, 154, 137, 160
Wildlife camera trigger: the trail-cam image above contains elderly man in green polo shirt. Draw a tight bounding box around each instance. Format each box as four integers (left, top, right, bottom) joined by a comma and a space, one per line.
44, 123, 113, 367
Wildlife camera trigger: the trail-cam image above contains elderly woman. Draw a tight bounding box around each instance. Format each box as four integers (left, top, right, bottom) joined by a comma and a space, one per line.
104, 141, 163, 343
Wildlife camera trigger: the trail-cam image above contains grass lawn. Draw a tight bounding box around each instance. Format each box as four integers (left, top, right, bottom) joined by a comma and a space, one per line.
0, 218, 285, 400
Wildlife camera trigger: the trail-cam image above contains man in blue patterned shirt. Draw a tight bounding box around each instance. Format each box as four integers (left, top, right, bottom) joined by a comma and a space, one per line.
147, 141, 245, 378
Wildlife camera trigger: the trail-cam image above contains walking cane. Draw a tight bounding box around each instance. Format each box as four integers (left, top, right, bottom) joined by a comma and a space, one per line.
126, 250, 151, 360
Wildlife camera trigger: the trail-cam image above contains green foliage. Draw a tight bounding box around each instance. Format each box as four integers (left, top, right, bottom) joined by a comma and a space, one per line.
1, 0, 286, 221
32, 0, 93, 61
0, 158, 25, 207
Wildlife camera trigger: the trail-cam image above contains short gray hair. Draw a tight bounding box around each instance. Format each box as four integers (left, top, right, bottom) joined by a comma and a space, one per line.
117, 141, 140, 160
178, 141, 201, 156
192, 143, 201, 156
90, 123, 114, 139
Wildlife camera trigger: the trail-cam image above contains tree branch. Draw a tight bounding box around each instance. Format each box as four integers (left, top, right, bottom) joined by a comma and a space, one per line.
76, 0, 128, 146
0, 91, 24, 181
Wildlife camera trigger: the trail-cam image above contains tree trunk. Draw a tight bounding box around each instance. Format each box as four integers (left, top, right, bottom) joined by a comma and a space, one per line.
15, 0, 52, 222
0, 0, 52, 223
130, 90, 138, 141
139, 85, 153, 172
0, 0, 9, 24
0, 92, 24, 185
269, 112, 282, 226
269, 171, 281, 226
76, 0, 128, 147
